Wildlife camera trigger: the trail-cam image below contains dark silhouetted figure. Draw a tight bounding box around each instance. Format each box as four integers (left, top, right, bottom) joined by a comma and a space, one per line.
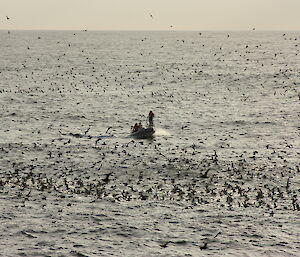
148, 111, 154, 127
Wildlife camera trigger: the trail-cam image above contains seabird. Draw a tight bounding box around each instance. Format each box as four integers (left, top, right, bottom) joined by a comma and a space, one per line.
199, 242, 208, 250
95, 138, 101, 145
84, 127, 90, 135
105, 127, 112, 133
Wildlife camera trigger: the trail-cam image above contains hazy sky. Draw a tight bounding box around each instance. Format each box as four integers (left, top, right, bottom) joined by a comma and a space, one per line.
1, 0, 300, 30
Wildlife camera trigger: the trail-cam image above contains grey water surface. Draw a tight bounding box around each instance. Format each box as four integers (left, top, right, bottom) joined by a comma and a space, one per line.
0, 31, 300, 257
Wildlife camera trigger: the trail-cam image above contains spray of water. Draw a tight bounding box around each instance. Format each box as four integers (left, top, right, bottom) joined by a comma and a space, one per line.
154, 128, 171, 136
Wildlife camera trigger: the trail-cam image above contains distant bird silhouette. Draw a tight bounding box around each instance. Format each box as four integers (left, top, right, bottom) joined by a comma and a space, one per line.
199, 242, 208, 250
84, 127, 90, 135
149, 13, 153, 19
200, 169, 210, 178
159, 241, 170, 248
214, 232, 221, 238
6, 16, 10, 20
102, 173, 112, 184
95, 138, 101, 145
106, 127, 112, 133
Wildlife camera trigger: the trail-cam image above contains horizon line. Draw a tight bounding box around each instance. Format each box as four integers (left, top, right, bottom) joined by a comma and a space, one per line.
1, 28, 300, 32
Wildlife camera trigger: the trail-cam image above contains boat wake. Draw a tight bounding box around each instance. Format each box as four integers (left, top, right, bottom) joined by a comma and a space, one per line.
154, 128, 171, 136
67, 132, 114, 139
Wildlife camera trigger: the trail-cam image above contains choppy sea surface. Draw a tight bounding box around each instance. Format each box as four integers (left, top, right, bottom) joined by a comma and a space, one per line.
0, 30, 300, 257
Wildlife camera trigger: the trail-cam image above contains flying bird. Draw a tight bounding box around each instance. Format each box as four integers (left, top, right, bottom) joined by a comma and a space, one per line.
84, 127, 90, 135
199, 242, 208, 250
6, 16, 10, 20
95, 138, 101, 145
149, 13, 153, 19
106, 127, 112, 134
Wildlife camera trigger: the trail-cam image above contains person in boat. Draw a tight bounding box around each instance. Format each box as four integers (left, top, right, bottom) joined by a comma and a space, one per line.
132, 123, 139, 133
148, 111, 154, 127
138, 122, 143, 129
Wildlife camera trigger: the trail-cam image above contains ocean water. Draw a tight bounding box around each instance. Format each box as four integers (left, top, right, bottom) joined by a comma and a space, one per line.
0, 30, 299, 257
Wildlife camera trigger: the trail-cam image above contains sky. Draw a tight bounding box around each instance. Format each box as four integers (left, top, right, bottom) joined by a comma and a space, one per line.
0, 0, 300, 31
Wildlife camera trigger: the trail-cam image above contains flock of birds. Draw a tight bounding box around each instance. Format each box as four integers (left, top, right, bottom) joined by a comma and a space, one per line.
0, 133, 299, 252
0, 15, 299, 255
0, 18, 299, 183
1, 131, 299, 211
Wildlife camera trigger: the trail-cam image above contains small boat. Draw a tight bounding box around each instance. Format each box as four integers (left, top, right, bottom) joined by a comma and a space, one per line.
131, 127, 155, 139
